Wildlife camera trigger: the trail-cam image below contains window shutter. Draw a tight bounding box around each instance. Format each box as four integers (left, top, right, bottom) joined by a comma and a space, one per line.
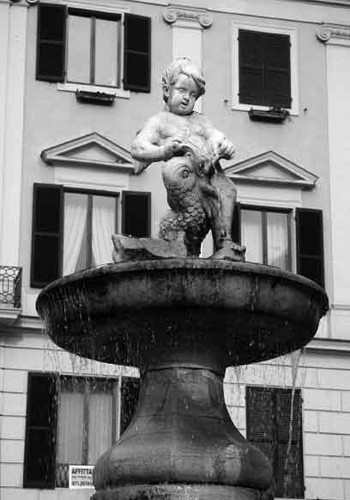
275, 389, 304, 498
122, 191, 151, 237
246, 386, 275, 466
36, 4, 66, 82
265, 33, 291, 108
239, 30, 265, 106
120, 376, 140, 434
31, 184, 63, 288
231, 202, 241, 244
124, 14, 151, 92
23, 373, 58, 489
239, 30, 291, 108
296, 208, 325, 287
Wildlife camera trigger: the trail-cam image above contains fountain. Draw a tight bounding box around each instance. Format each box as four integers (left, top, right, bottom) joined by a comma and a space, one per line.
36, 59, 328, 500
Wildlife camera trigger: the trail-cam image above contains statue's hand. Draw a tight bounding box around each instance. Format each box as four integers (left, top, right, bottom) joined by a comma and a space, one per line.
162, 138, 185, 160
215, 137, 235, 160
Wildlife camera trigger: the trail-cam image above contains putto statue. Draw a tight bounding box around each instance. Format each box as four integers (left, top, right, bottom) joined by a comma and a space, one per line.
115, 58, 245, 261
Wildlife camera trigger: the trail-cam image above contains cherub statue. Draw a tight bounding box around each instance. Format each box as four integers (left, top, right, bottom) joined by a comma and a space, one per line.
130, 57, 245, 261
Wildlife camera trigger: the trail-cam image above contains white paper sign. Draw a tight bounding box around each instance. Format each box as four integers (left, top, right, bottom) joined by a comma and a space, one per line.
69, 465, 94, 489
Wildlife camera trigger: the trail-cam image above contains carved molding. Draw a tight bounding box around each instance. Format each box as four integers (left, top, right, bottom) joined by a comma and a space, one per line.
317, 23, 350, 43
163, 5, 213, 29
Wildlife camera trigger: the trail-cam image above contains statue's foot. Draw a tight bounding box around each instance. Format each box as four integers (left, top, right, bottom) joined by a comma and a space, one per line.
211, 241, 246, 262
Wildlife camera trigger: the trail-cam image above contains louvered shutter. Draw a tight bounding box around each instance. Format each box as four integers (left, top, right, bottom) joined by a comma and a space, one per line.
239, 30, 265, 106
265, 33, 291, 108
275, 389, 304, 498
296, 208, 325, 287
36, 4, 66, 82
239, 30, 291, 108
122, 191, 151, 237
246, 386, 275, 466
120, 376, 140, 434
124, 14, 151, 92
23, 373, 58, 488
31, 184, 63, 288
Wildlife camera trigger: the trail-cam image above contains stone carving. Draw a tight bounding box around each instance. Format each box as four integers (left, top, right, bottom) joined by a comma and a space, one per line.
317, 23, 350, 43
163, 6, 213, 28
128, 58, 245, 262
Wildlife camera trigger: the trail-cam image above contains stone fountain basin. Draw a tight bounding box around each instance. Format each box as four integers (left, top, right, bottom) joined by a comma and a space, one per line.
36, 259, 328, 368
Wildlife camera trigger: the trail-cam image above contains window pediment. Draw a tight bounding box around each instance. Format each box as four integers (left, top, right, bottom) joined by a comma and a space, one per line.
224, 151, 318, 190
41, 132, 134, 173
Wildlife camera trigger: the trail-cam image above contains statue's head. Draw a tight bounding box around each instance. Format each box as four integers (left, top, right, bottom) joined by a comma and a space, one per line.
161, 58, 206, 105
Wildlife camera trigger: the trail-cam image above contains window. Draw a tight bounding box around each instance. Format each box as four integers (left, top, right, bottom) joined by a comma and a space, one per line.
24, 373, 140, 489
36, 4, 151, 93
232, 205, 324, 287
246, 386, 304, 498
232, 24, 298, 114
241, 206, 292, 271
31, 185, 151, 288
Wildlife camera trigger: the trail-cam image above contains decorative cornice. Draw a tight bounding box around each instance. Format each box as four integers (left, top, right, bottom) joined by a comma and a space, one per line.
317, 23, 350, 43
163, 5, 213, 29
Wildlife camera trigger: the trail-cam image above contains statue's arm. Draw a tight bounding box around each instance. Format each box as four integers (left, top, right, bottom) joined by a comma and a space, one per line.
200, 116, 235, 161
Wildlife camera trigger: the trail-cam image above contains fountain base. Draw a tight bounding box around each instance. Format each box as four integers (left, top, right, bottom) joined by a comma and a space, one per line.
92, 483, 272, 500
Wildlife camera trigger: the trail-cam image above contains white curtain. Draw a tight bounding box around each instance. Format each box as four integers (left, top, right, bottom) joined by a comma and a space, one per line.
92, 196, 116, 266
57, 391, 84, 463
241, 210, 263, 264
267, 212, 289, 270
63, 193, 88, 275
88, 392, 113, 464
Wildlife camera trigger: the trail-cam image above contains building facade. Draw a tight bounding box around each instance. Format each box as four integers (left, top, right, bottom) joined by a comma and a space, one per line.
1, 0, 350, 499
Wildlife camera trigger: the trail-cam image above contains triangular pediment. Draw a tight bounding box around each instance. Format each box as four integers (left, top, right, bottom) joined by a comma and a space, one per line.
224, 151, 318, 189
41, 132, 134, 173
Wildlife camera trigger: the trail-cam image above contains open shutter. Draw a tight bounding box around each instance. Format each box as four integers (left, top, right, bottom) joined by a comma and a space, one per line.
23, 373, 58, 489
296, 208, 325, 287
122, 191, 151, 237
124, 14, 151, 92
36, 4, 66, 82
31, 184, 63, 288
120, 376, 140, 434
239, 30, 265, 106
275, 389, 304, 499
265, 33, 291, 108
231, 202, 241, 244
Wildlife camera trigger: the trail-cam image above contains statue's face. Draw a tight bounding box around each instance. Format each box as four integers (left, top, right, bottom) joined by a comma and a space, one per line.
165, 74, 199, 115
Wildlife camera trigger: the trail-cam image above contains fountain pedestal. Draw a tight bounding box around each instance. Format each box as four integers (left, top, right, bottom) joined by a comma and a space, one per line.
36, 259, 328, 500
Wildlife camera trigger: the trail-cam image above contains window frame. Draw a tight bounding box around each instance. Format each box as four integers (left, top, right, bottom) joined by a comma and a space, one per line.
232, 22, 299, 115
239, 204, 293, 271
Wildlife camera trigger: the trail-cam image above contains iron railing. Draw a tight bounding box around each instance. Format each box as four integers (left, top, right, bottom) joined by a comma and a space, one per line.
0, 265, 22, 308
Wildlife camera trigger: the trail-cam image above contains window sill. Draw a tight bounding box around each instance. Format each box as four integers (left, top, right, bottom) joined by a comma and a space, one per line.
231, 102, 298, 117
57, 82, 130, 100
248, 107, 290, 123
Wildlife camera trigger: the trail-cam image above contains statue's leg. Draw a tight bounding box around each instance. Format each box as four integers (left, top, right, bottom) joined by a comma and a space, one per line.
209, 172, 245, 261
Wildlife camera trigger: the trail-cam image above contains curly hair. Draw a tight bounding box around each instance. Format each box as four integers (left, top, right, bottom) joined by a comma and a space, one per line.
161, 58, 206, 102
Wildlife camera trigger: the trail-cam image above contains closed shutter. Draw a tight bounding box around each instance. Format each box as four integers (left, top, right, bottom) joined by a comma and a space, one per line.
246, 386, 275, 466
31, 184, 63, 288
275, 389, 304, 498
265, 33, 291, 108
36, 4, 66, 82
239, 30, 265, 106
124, 14, 151, 92
120, 376, 140, 434
246, 386, 304, 499
122, 191, 151, 237
239, 30, 291, 108
296, 208, 325, 287
23, 373, 58, 489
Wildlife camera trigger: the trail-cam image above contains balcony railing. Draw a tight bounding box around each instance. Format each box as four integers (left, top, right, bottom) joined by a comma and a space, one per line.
0, 265, 22, 309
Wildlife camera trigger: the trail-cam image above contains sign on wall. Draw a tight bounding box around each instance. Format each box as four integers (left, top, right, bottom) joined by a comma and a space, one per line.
69, 465, 94, 489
